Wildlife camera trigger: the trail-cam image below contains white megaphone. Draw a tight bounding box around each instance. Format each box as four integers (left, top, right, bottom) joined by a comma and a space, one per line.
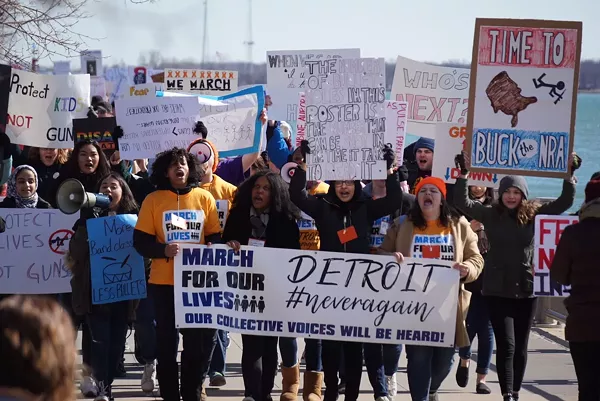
56, 178, 112, 215
280, 162, 298, 184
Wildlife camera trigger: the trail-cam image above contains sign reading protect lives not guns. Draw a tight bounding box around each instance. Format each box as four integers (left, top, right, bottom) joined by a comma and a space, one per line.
466, 18, 582, 179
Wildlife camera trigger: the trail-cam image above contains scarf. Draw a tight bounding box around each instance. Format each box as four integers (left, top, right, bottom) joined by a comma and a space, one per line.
7, 165, 39, 208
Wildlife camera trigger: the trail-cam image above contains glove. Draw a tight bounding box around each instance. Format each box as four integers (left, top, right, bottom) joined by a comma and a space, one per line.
193, 121, 208, 139
299, 140, 311, 159
454, 152, 469, 175
571, 154, 582, 173
111, 126, 124, 148
397, 165, 409, 182
87, 106, 98, 119
382, 143, 396, 170
0, 132, 10, 159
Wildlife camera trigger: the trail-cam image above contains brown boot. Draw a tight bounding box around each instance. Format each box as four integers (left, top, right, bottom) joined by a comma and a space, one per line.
280, 364, 300, 401
302, 371, 323, 401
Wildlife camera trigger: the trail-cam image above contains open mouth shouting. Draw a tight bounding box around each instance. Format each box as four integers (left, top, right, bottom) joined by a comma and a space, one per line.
82, 161, 95, 173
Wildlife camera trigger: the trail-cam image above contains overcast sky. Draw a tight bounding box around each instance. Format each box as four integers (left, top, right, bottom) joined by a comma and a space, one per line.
41, 0, 599, 68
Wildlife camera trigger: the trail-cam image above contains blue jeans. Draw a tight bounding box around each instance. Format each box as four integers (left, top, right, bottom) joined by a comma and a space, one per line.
384, 344, 403, 376
134, 292, 157, 365
364, 343, 388, 398
322, 341, 362, 401
209, 330, 229, 376
88, 302, 129, 386
279, 337, 298, 367
304, 339, 322, 371
406, 345, 455, 401
458, 293, 494, 375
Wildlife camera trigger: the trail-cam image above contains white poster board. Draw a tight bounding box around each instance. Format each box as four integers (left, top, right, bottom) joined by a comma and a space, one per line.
90, 76, 107, 98
80, 50, 103, 76
432, 123, 504, 188
295, 92, 306, 147
6, 70, 90, 148
390, 56, 470, 139
385, 100, 408, 166
174, 245, 459, 346
0, 209, 79, 294
126, 83, 164, 98
534, 214, 578, 297
305, 58, 387, 181
164, 69, 238, 96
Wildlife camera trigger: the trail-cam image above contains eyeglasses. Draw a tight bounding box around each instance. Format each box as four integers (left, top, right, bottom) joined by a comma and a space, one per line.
335, 180, 354, 187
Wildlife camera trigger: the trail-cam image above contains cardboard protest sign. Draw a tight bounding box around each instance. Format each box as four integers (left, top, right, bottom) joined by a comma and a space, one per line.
164, 69, 238, 96
304, 58, 387, 181
175, 245, 459, 346
115, 95, 201, 160
0, 209, 79, 294
385, 100, 408, 166
534, 214, 578, 297
73, 117, 117, 156
466, 19, 582, 178
127, 83, 163, 98
104, 66, 129, 103
53, 61, 71, 75
87, 215, 146, 304
160, 85, 265, 158
391, 56, 470, 139
432, 123, 504, 187
80, 50, 102, 77
6, 70, 90, 148
266, 48, 360, 143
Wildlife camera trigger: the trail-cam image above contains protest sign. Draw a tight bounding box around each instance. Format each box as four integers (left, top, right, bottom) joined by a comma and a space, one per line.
385, 100, 408, 166
127, 83, 163, 98
104, 66, 128, 102
73, 117, 117, 156
6, 70, 90, 148
390, 56, 470, 139
174, 245, 459, 346
160, 85, 265, 158
90, 76, 107, 98
115, 96, 200, 159
304, 58, 387, 181
466, 19, 582, 179
297, 211, 320, 251
432, 123, 503, 187
0, 65, 10, 133
266, 48, 360, 143
296, 92, 306, 147
53, 61, 71, 75
534, 214, 578, 296
80, 50, 102, 76
87, 215, 146, 304
164, 69, 238, 96
215, 200, 229, 231
0, 209, 79, 294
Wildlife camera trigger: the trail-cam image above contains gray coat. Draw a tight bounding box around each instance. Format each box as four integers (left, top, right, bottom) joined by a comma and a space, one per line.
454, 177, 575, 299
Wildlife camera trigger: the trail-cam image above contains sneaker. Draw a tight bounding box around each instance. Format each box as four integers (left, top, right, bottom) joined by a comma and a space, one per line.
428, 393, 439, 401
386, 374, 397, 398
141, 361, 157, 393
94, 381, 111, 401
80, 376, 98, 398
201, 386, 207, 401
209, 372, 227, 387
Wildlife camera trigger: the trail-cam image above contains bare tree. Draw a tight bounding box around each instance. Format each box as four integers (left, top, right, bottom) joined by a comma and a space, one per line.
0, 0, 154, 69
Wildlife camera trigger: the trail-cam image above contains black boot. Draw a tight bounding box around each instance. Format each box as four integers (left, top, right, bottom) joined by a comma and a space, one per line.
503, 394, 515, 401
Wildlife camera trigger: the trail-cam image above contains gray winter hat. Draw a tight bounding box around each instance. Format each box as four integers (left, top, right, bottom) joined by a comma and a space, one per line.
499, 175, 529, 200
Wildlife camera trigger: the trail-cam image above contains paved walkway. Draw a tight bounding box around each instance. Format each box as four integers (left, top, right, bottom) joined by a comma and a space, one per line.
78, 325, 577, 401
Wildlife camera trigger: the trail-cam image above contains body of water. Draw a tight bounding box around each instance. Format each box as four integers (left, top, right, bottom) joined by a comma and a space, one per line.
400, 93, 600, 211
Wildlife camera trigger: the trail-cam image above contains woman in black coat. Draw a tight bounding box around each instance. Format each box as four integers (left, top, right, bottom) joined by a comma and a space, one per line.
0, 165, 51, 209
223, 170, 301, 401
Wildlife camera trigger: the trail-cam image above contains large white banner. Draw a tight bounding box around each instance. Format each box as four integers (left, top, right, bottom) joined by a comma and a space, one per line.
266, 48, 360, 143
0, 209, 79, 294
391, 56, 470, 139
432, 123, 504, 188
305, 58, 388, 181
534, 214, 578, 297
115, 96, 201, 160
6, 70, 90, 148
174, 245, 459, 346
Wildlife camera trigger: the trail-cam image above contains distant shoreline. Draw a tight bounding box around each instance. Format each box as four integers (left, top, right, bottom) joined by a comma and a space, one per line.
578, 89, 600, 93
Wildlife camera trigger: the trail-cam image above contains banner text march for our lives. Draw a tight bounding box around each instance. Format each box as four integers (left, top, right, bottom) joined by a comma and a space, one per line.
0, 209, 79, 294
87, 215, 146, 305
174, 245, 460, 347
534, 214, 578, 297
5, 70, 90, 148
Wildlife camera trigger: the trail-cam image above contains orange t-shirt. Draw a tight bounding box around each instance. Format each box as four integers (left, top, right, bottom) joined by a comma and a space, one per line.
410, 220, 455, 261
200, 174, 237, 232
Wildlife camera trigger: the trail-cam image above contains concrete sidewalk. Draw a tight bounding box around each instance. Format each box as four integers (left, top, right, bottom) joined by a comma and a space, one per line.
79, 326, 577, 401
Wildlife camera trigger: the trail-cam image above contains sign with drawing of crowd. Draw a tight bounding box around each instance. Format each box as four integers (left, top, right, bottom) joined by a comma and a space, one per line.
164, 68, 238, 96
533, 214, 578, 297
266, 48, 360, 143
304, 57, 390, 181
174, 245, 460, 346
390, 56, 470, 139
466, 18, 582, 178
0, 209, 80, 294
6, 70, 91, 148
432, 123, 504, 188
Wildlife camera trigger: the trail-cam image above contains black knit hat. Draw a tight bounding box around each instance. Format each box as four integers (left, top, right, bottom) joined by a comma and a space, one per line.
499, 175, 529, 200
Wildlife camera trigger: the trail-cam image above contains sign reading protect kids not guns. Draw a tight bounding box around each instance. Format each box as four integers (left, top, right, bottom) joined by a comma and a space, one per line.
432, 123, 504, 188
6, 70, 91, 148
466, 19, 582, 179
0, 209, 79, 294
174, 245, 459, 346
534, 214, 578, 297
